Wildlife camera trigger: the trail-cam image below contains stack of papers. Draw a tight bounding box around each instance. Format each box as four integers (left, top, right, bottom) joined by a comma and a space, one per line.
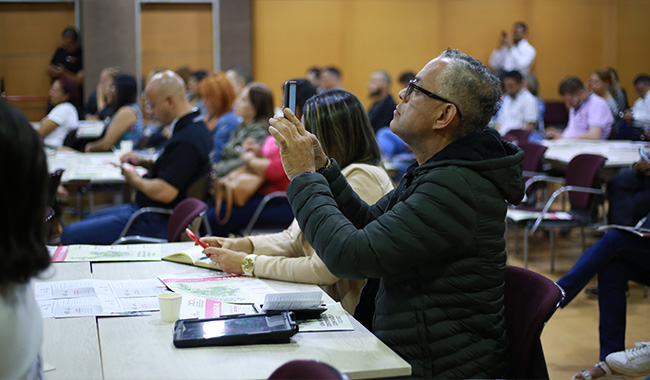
35, 278, 167, 318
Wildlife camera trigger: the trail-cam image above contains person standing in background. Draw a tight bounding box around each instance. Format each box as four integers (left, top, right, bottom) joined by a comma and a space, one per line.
489, 22, 536, 76
47, 26, 83, 113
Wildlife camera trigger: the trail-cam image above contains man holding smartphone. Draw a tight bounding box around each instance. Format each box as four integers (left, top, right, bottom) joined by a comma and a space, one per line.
489, 22, 536, 76
269, 49, 524, 378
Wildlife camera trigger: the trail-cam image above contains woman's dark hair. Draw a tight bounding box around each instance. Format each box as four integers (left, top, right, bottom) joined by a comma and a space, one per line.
303, 89, 381, 168
111, 73, 138, 116
594, 69, 613, 87
191, 70, 208, 83
246, 82, 274, 124
55, 76, 81, 111
0, 101, 50, 286
62, 26, 78, 41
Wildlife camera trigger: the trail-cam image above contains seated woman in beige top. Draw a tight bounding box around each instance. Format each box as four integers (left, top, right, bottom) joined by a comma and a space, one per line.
202, 90, 394, 314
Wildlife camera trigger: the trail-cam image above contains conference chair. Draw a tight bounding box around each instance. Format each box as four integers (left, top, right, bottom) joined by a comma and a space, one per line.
113, 197, 207, 244
47, 169, 65, 206
46, 169, 65, 244
518, 143, 549, 206
268, 360, 349, 380
241, 191, 291, 236
504, 265, 564, 379
507, 154, 607, 271
543, 101, 569, 129
502, 129, 531, 145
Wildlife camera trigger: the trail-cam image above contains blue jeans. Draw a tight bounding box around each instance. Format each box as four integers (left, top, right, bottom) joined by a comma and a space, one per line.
607, 169, 650, 226
60, 203, 170, 245
207, 194, 294, 237
557, 229, 650, 360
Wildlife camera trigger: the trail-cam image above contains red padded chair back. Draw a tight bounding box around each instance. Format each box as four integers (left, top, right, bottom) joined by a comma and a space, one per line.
543, 101, 569, 127
268, 360, 349, 380
504, 266, 563, 379
503, 129, 531, 145
269, 360, 350, 380
565, 154, 607, 210
167, 198, 207, 242
519, 143, 548, 173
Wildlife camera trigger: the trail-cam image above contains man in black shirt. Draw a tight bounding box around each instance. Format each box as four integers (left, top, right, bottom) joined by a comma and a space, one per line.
48, 27, 83, 83
367, 71, 396, 133
60, 71, 213, 245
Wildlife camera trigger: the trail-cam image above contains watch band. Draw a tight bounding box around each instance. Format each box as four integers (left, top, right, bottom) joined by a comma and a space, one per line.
317, 157, 332, 173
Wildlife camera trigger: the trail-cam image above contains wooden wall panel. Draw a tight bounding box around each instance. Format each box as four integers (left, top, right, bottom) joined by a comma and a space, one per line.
530, 0, 607, 100
0, 3, 75, 120
252, 0, 650, 105
344, 0, 441, 110
616, 0, 650, 99
253, 0, 346, 105
140, 3, 213, 81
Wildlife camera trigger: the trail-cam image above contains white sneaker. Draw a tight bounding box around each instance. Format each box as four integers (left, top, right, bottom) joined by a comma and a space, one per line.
606, 341, 650, 377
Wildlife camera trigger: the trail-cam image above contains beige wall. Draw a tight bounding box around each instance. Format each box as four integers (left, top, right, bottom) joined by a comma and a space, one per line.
253, 0, 650, 110
141, 3, 213, 80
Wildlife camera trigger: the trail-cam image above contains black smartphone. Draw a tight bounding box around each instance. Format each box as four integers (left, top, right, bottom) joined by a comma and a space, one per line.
283, 80, 297, 114
173, 311, 298, 348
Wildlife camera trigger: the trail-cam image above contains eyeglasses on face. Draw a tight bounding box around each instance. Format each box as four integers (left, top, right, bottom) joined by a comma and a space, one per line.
404, 79, 462, 119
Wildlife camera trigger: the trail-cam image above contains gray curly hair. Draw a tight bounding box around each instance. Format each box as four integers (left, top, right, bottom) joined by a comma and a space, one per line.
435, 48, 501, 139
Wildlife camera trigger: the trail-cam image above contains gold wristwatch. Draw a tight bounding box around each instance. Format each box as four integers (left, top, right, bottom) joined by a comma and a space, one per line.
241, 255, 256, 276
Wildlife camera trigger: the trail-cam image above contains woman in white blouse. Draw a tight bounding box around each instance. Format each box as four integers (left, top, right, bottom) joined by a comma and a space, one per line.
38, 76, 80, 147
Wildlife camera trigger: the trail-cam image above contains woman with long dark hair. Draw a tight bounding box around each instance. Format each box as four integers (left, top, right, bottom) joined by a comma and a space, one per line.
85, 73, 144, 152
202, 90, 393, 315
0, 101, 51, 378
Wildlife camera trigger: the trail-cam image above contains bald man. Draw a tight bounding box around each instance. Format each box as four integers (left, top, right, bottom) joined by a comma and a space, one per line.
61, 71, 213, 245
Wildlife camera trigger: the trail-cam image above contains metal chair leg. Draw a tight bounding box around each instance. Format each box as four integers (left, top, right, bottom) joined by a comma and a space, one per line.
523, 226, 529, 269
550, 228, 555, 273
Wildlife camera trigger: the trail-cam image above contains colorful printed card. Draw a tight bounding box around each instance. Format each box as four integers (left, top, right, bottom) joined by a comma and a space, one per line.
49, 244, 162, 262
159, 272, 277, 304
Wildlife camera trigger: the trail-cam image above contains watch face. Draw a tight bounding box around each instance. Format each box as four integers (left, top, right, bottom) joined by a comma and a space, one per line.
242, 257, 254, 271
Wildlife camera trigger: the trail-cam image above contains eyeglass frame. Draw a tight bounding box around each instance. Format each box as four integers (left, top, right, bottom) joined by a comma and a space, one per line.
404, 79, 462, 120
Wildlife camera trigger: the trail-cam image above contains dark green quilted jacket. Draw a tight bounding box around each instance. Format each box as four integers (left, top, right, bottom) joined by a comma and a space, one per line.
287, 128, 525, 379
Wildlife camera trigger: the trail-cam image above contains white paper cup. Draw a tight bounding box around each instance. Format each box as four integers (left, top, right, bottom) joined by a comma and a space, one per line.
158, 292, 182, 322
120, 140, 134, 153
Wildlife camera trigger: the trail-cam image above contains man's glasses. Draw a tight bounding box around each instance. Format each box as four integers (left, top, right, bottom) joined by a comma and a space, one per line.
404, 79, 462, 119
